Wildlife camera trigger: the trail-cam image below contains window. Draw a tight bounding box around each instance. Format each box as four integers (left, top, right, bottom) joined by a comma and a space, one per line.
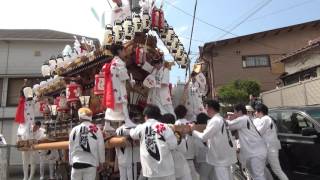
242, 55, 270, 68
7, 78, 42, 106
277, 111, 294, 133
290, 113, 314, 134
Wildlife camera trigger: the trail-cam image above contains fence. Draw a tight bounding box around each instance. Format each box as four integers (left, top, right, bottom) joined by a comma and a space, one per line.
261, 77, 320, 108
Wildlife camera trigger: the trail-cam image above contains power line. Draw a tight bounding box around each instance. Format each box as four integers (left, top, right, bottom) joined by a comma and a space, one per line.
217, 0, 272, 40
164, 0, 286, 51
247, 0, 317, 22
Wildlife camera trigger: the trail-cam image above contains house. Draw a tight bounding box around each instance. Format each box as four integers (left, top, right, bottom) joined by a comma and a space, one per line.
200, 19, 320, 98
278, 37, 320, 86
0, 29, 98, 165
261, 37, 320, 108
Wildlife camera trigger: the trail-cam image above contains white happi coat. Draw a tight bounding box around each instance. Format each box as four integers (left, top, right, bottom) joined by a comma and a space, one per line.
185, 73, 207, 121
226, 115, 267, 163
111, 56, 130, 105
175, 119, 196, 160
130, 119, 177, 178
192, 114, 237, 167
146, 67, 173, 114
116, 125, 140, 166
17, 100, 35, 140
69, 121, 105, 167
110, 0, 131, 24
172, 139, 191, 178
253, 116, 281, 151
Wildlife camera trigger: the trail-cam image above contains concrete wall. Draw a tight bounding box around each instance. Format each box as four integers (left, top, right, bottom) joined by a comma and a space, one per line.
205, 24, 320, 92
0, 39, 72, 165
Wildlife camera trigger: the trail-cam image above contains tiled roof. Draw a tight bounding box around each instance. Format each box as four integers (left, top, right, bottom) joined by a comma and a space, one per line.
278, 37, 320, 62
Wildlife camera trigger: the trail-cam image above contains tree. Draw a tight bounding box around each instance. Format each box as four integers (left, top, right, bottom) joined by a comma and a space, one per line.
218, 80, 261, 105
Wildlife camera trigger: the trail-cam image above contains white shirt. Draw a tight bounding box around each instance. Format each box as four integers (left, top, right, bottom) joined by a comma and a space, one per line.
193, 114, 237, 166
69, 121, 105, 167
175, 119, 196, 160
116, 125, 140, 166
194, 137, 208, 163
253, 116, 281, 151
130, 119, 177, 178
227, 115, 267, 162
172, 139, 191, 178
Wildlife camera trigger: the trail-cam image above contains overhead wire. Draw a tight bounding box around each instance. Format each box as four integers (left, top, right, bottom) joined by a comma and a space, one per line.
163, 0, 286, 51
217, 0, 272, 40
247, 0, 317, 22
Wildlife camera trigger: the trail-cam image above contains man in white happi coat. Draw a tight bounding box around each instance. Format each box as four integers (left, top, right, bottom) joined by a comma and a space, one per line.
144, 59, 174, 115
226, 104, 267, 180
130, 105, 177, 180
16, 86, 37, 180
160, 113, 191, 180
191, 100, 237, 180
185, 72, 207, 122
174, 105, 199, 180
69, 108, 105, 180
254, 104, 288, 180
116, 123, 141, 180
103, 44, 136, 128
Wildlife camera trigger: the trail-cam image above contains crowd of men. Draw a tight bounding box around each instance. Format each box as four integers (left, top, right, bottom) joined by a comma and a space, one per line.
66, 100, 289, 180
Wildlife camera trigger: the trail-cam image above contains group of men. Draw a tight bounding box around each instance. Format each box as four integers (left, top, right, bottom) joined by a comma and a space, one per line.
68, 100, 289, 180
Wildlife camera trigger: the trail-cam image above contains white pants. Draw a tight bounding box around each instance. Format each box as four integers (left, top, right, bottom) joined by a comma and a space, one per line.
22, 151, 37, 180
187, 160, 199, 180
213, 166, 233, 180
195, 162, 215, 180
246, 156, 267, 180
267, 150, 288, 180
119, 163, 142, 180
40, 155, 55, 179
71, 167, 96, 180
148, 174, 175, 180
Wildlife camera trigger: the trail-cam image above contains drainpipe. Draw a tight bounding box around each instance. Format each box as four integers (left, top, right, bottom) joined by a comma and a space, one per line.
1, 41, 10, 133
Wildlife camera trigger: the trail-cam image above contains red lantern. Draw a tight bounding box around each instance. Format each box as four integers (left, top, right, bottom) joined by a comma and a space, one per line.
66, 82, 82, 102
135, 47, 146, 67
159, 9, 165, 30
55, 96, 69, 112
151, 8, 160, 30
94, 72, 105, 95
39, 101, 46, 113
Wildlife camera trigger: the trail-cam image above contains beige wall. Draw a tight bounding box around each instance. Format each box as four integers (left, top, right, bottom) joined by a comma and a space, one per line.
207, 25, 320, 92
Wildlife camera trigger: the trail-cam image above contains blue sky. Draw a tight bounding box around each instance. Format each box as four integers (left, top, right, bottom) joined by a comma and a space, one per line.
164, 0, 320, 83
0, 0, 320, 83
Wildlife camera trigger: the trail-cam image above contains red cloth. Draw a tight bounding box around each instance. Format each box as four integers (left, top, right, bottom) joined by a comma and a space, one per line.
103, 61, 115, 110
15, 97, 25, 124
135, 47, 141, 65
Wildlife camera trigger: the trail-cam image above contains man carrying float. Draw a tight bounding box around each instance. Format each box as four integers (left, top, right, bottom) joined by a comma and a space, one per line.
144, 57, 175, 115
184, 70, 207, 122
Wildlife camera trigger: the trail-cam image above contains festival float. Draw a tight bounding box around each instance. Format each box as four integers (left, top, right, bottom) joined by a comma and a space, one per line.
16, 0, 206, 178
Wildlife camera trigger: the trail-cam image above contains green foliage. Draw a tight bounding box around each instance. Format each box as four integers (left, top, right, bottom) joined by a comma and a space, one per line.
218, 79, 261, 105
